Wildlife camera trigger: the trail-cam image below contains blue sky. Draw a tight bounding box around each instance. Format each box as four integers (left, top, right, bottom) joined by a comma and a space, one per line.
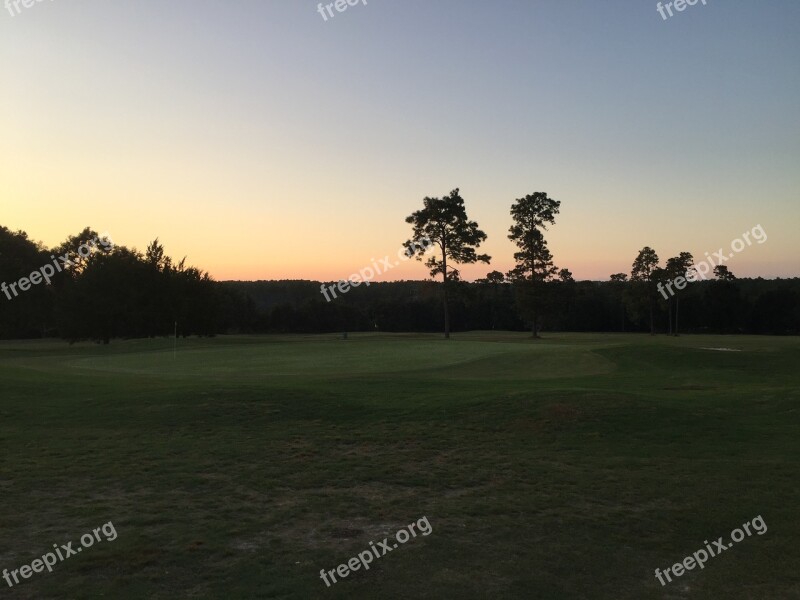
2, 0, 798, 280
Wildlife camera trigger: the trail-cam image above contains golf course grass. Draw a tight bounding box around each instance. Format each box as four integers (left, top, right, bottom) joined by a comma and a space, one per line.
1, 332, 798, 599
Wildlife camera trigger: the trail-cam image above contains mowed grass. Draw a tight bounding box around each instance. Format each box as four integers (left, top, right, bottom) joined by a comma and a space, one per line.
1, 332, 799, 599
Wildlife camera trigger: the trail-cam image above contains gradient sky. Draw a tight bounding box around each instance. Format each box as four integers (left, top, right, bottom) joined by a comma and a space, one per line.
2, 0, 798, 282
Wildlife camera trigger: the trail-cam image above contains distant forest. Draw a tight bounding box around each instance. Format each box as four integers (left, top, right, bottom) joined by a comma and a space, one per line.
1, 225, 799, 342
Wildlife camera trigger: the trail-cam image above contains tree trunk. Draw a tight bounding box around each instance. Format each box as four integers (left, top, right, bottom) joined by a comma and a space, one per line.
674, 296, 680, 336
442, 249, 450, 339
531, 252, 539, 338
668, 299, 673, 336
443, 281, 450, 339
649, 299, 655, 335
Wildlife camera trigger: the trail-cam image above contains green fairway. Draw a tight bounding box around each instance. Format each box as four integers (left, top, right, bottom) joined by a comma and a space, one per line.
1, 333, 798, 599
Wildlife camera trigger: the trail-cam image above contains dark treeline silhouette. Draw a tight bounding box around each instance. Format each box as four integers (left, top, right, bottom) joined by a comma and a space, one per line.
0, 226, 218, 342
219, 277, 800, 336
2, 224, 799, 342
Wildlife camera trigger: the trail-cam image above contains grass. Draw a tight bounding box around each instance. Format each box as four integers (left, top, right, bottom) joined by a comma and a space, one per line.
0, 332, 799, 599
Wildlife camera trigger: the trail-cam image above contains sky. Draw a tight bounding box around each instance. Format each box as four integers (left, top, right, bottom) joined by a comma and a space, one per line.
1, 0, 799, 282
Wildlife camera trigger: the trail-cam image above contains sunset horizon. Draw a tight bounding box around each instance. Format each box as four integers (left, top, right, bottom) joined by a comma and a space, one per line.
2, 2, 799, 598
3, 2, 798, 284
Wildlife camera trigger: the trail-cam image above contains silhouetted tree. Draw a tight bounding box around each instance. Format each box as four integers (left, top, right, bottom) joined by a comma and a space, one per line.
714, 265, 736, 281
666, 252, 694, 336
630, 247, 660, 335
404, 188, 490, 339
0, 227, 51, 338
507, 192, 561, 338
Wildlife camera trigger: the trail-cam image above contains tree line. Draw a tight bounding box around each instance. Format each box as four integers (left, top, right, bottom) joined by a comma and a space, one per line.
0, 226, 218, 342
1, 197, 798, 342
399, 188, 797, 338
220, 277, 800, 336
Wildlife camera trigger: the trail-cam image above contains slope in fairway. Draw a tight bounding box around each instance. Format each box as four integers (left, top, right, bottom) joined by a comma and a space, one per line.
0, 333, 798, 599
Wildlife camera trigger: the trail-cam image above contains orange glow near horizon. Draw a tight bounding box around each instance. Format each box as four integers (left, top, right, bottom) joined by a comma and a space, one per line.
2, 2, 798, 283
